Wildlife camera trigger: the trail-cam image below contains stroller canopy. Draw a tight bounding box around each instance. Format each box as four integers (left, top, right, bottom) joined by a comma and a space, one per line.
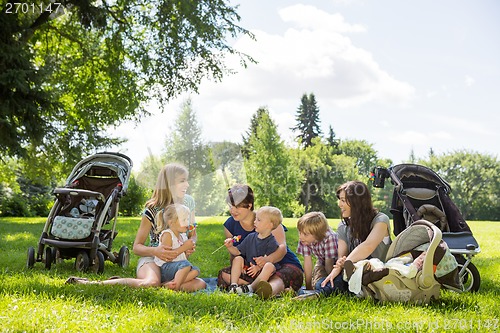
391, 164, 451, 193
65, 152, 133, 193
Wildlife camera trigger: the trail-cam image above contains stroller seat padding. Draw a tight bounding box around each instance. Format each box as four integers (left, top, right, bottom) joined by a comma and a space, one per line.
51, 216, 95, 240
405, 188, 437, 200
416, 204, 449, 231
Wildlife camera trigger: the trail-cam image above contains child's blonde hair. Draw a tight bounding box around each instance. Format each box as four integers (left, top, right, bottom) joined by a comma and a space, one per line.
146, 163, 188, 209
257, 206, 283, 230
155, 204, 191, 234
297, 211, 329, 241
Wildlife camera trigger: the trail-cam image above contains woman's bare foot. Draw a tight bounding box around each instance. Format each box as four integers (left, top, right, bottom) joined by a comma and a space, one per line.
164, 281, 177, 290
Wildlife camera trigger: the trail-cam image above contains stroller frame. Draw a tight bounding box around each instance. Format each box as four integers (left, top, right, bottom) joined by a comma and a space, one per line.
27, 152, 133, 274
372, 164, 481, 292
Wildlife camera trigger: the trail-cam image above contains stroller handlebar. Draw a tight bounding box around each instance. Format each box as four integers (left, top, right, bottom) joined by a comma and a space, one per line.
53, 188, 106, 202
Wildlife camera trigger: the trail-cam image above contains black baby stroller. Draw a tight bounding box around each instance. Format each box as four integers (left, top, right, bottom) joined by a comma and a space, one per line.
27, 152, 133, 274
372, 164, 481, 292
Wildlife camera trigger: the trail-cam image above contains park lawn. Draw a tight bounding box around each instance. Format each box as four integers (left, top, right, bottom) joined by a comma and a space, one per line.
0, 217, 499, 332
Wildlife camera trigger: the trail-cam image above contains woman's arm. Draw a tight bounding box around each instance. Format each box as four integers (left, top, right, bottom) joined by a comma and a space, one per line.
158, 231, 195, 259
224, 226, 233, 238
345, 222, 388, 263
133, 215, 177, 262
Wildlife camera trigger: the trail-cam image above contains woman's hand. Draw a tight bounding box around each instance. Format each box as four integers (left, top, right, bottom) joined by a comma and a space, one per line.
154, 244, 176, 262
246, 263, 262, 278
336, 256, 347, 268
253, 256, 268, 268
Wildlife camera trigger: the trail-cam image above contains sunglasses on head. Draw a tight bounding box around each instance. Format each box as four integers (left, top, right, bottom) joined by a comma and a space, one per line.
227, 188, 250, 207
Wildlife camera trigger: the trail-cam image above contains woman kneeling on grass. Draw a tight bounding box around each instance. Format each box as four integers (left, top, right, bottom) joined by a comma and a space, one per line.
217, 184, 303, 299
66, 163, 206, 291
320, 181, 391, 294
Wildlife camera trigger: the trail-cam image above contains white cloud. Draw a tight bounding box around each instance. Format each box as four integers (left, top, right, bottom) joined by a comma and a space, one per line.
464, 75, 475, 87
278, 4, 366, 33
115, 4, 418, 166
388, 130, 452, 146
201, 5, 415, 107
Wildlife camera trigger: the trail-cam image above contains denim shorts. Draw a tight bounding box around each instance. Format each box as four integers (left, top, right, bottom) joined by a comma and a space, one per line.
160, 260, 200, 283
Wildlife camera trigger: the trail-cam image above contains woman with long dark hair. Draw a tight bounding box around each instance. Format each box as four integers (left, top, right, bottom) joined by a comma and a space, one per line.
321, 181, 391, 291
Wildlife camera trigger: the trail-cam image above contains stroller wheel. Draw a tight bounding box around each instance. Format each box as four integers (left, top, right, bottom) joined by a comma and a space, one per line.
45, 247, 53, 270
455, 256, 481, 292
75, 251, 90, 272
27, 247, 35, 269
118, 246, 130, 268
91, 251, 105, 274
51, 248, 58, 264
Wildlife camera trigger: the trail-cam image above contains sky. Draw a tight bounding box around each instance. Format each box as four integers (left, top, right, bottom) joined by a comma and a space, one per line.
113, 0, 500, 170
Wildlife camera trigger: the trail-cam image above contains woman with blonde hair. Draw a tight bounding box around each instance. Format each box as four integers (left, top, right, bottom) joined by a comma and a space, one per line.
66, 163, 205, 289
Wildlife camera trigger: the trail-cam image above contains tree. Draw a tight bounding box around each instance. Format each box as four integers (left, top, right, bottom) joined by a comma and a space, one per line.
369, 157, 394, 216
118, 175, 150, 217
210, 141, 245, 187
338, 139, 378, 177
241, 107, 268, 159
244, 108, 303, 217
163, 98, 228, 215
293, 137, 359, 217
0, 0, 254, 172
291, 93, 322, 148
163, 98, 213, 178
326, 125, 340, 152
421, 150, 500, 220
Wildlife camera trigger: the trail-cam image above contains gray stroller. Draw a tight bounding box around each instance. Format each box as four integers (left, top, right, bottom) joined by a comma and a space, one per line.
27, 152, 133, 273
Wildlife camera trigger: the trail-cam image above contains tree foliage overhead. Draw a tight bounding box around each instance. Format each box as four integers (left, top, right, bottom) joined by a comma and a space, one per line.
0, 0, 254, 169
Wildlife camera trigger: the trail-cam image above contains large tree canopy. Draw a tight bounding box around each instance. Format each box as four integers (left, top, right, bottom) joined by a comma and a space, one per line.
0, 0, 253, 170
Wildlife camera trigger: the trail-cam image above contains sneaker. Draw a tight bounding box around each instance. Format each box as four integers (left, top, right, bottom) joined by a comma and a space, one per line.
228, 284, 238, 293
292, 291, 321, 301
235, 284, 252, 295
254, 280, 273, 299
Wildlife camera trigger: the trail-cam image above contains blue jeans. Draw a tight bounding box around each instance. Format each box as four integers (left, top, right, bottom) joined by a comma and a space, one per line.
160, 260, 199, 283
315, 273, 349, 296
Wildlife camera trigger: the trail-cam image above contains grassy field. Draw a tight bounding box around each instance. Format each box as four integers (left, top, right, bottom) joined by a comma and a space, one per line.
0, 216, 499, 332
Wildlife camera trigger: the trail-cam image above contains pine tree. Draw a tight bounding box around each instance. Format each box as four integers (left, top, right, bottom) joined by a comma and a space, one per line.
163, 98, 213, 178
244, 108, 303, 216
327, 125, 340, 152
292, 93, 322, 148
241, 107, 268, 158
163, 98, 227, 215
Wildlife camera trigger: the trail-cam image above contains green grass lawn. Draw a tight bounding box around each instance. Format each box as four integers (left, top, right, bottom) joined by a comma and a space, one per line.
0, 216, 499, 332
